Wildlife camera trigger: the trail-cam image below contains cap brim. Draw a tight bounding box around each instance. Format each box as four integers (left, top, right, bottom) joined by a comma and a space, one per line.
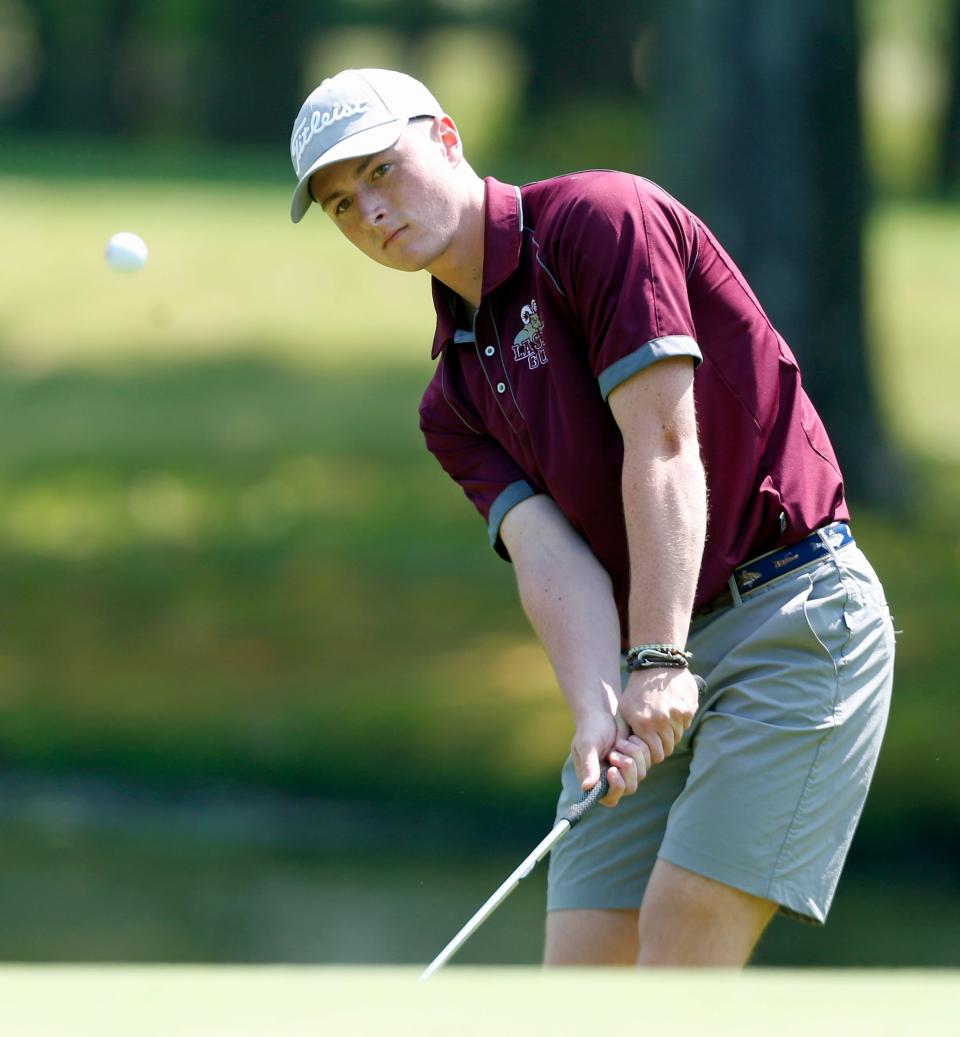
289, 119, 408, 224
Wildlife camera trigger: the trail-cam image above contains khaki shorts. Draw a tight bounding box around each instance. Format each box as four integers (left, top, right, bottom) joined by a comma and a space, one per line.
546, 540, 895, 924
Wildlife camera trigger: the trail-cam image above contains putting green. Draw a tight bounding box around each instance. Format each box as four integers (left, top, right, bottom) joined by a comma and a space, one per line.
0, 967, 955, 1036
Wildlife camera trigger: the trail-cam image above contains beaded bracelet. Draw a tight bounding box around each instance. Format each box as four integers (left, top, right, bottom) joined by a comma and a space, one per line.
625, 642, 692, 673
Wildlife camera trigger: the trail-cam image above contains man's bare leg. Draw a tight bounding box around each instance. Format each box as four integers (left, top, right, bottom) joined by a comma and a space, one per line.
544, 862, 777, 967
544, 908, 639, 965
637, 859, 778, 966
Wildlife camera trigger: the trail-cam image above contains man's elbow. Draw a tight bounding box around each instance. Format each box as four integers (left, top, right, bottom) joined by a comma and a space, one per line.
628, 419, 701, 468
659, 420, 699, 461
608, 359, 699, 461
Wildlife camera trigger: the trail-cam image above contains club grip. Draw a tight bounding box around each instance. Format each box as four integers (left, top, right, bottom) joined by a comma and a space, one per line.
560, 675, 707, 830
561, 773, 610, 828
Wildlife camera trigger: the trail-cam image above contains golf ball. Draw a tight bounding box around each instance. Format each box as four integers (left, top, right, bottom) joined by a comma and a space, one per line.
104, 231, 148, 272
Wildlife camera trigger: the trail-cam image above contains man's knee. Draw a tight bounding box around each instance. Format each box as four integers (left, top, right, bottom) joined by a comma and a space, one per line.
638, 859, 777, 966
544, 908, 639, 966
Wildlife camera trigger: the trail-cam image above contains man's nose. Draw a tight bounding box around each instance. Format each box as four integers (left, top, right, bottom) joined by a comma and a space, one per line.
357, 190, 386, 228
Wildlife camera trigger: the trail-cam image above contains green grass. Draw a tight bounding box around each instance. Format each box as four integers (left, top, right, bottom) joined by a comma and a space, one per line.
0, 174, 437, 371
0, 967, 956, 1036
0, 166, 958, 832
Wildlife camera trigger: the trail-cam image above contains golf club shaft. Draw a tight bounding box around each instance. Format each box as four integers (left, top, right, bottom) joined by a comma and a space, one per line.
419, 773, 611, 981
419, 677, 707, 979
419, 819, 571, 981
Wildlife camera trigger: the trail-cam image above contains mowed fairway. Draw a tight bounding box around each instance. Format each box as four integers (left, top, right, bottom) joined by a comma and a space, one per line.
0, 967, 956, 1036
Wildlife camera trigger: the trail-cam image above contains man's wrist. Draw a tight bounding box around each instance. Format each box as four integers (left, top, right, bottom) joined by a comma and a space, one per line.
568, 676, 621, 723
625, 642, 691, 673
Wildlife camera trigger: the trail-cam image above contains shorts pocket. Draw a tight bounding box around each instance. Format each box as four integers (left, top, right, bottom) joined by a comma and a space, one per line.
835, 547, 891, 619
834, 549, 898, 668
801, 565, 852, 674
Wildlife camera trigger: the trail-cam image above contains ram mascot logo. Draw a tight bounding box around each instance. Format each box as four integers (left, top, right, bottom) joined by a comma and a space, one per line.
512, 300, 549, 370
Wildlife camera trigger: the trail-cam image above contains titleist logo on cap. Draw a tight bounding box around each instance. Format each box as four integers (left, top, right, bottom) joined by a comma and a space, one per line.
290, 98, 372, 175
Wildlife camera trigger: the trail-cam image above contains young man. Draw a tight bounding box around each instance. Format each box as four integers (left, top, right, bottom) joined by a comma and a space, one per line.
289, 68, 895, 966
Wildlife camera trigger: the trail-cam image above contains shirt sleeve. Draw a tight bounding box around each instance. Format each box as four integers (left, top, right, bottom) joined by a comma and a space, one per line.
553, 175, 703, 400
419, 381, 537, 560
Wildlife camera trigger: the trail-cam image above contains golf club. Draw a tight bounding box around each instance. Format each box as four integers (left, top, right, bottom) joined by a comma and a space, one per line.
419, 772, 610, 981
420, 674, 708, 979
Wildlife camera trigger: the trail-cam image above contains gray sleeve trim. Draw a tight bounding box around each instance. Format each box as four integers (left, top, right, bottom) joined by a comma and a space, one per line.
597, 335, 702, 401
488, 480, 537, 550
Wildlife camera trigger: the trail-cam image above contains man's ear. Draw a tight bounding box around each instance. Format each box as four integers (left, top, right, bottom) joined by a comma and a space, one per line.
436, 115, 464, 167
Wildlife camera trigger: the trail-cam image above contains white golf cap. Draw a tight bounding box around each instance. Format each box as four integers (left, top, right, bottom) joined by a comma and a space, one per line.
288, 68, 443, 224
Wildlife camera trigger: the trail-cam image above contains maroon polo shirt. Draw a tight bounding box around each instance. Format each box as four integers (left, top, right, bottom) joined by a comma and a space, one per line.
419, 172, 848, 645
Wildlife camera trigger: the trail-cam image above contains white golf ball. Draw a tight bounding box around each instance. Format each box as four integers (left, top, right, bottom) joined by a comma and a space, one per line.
104, 231, 148, 272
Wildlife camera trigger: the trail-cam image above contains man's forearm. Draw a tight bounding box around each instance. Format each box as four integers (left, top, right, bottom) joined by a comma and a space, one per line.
503, 497, 622, 722
607, 357, 705, 649
622, 437, 706, 648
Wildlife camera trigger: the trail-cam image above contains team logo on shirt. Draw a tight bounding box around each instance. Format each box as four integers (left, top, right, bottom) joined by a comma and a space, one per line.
512, 300, 549, 370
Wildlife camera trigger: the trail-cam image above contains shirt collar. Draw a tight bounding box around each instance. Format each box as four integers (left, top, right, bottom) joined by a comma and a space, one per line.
430, 177, 523, 359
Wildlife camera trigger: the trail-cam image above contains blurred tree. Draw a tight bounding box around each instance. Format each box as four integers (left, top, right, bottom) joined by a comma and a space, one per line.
9, 0, 137, 134
652, 0, 893, 501
938, 0, 960, 194
5, 0, 487, 145
205, 0, 310, 146
521, 0, 639, 111
503, 0, 654, 178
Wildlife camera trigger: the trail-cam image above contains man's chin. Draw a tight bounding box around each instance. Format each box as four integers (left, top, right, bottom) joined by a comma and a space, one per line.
374, 245, 436, 274
376, 255, 426, 274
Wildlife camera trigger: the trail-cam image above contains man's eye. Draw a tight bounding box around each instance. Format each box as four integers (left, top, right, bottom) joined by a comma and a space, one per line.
371, 163, 390, 180
334, 197, 351, 217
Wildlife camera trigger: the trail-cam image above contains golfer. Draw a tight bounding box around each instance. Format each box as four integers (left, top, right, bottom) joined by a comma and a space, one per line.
289, 69, 895, 966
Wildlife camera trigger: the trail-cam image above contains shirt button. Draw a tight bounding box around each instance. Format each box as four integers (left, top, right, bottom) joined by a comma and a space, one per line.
496, 382, 506, 394
484, 346, 495, 357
